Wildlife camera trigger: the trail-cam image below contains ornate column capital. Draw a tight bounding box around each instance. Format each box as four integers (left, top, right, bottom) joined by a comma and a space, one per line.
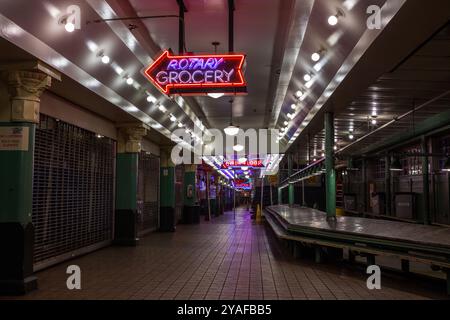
1, 69, 52, 123
117, 125, 148, 153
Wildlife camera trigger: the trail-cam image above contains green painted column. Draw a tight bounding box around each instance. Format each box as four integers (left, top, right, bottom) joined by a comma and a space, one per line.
182, 165, 199, 223
114, 126, 147, 246
0, 68, 54, 295
160, 148, 176, 231
325, 112, 336, 219
385, 156, 391, 216
116, 153, 138, 211
421, 136, 431, 225
288, 154, 294, 206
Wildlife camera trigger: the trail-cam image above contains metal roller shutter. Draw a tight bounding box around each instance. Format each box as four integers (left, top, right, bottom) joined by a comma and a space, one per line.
32, 114, 115, 270
137, 152, 160, 235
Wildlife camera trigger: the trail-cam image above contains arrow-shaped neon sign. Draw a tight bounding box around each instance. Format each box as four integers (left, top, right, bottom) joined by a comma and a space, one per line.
143, 50, 247, 96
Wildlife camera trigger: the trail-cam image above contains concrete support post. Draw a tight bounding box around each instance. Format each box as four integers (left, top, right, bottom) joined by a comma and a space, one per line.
421, 136, 431, 225
114, 125, 147, 246
325, 112, 336, 219
160, 147, 176, 231
0, 66, 55, 294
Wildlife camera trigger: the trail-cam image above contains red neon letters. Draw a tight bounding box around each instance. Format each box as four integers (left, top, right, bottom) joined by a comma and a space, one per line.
221, 159, 264, 170
143, 50, 247, 95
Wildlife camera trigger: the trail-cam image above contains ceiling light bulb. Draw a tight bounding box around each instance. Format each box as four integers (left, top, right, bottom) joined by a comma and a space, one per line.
224, 125, 239, 136
147, 95, 157, 103
126, 77, 134, 85
178, 122, 183, 128
170, 115, 177, 122
284, 121, 289, 126
311, 52, 321, 62
239, 157, 247, 163
371, 119, 377, 125
349, 134, 354, 140
287, 113, 294, 119
291, 104, 297, 110
233, 144, 244, 152
65, 22, 75, 33
101, 55, 110, 64
295, 90, 304, 98
328, 15, 339, 26
303, 74, 312, 82
158, 104, 167, 113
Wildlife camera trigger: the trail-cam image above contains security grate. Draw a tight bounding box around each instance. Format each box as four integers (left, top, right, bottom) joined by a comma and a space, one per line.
137, 152, 160, 234
32, 115, 115, 266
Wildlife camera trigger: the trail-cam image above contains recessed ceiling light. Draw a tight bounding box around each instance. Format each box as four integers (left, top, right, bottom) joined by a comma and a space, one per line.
291, 104, 297, 110
311, 52, 321, 62
178, 122, 183, 128
126, 77, 134, 85
349, 134, 354, 140
284, 121, 289, 126
295, 90, 303, 98
65, 22, 75, 33
371, 119, 377, 125
170, 114, 177, 122
158, 104, 167, 113
303, 74, 312, 82
101, 55, 110, 64
147, 95, 157, 103
328, 15, 339, 26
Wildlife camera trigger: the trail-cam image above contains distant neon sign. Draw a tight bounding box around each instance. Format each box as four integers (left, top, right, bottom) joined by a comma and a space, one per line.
143, 50, 247, 95
234, 179, 252, 190
221, 159, 264, 170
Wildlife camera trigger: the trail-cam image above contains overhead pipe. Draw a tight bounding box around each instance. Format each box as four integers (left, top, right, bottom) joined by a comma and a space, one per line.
228, 0, 235, 53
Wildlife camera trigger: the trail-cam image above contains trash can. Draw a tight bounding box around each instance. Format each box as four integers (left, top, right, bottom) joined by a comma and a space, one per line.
395, 193, 416, 220
371, 192, 386, 215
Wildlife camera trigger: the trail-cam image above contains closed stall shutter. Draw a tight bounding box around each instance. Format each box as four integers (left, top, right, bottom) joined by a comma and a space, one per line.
137, 152, 160, 235
32, 114, 115, 270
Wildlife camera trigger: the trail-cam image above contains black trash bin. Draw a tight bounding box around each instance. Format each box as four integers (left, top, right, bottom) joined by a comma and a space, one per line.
182, 205, 200, 224
160, 207, 176, 232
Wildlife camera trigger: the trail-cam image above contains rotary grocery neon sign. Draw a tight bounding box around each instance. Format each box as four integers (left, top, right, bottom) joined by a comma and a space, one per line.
143, 50, 247, 95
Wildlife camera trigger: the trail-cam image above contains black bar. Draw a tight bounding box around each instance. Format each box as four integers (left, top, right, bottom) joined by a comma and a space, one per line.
228, 0, 235, 52
176, 0, 187, 54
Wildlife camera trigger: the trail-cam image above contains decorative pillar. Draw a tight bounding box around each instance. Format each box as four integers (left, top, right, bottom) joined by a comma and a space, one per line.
421, 136, 431, 225
385, 156, 391, 216
160, 147, 176, 231
183, 164, 199, 224
325, 112, 336, 219
288, 154, 294, 206
114, 125, 147, 245
0, 67, 55, 294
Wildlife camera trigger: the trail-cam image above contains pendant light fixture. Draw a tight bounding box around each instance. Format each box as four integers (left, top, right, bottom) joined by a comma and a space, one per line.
225, 98, 239, 136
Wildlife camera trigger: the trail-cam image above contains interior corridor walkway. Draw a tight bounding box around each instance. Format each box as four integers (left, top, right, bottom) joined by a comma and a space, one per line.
3, 208, 447, 300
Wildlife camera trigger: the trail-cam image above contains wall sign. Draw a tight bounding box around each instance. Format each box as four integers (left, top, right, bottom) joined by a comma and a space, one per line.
221, 159, 264, 170
0, 127, 29, 151
143, 50, 247, 95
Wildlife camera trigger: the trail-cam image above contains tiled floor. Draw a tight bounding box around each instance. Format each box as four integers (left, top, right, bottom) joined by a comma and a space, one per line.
3, 208, 448, 300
